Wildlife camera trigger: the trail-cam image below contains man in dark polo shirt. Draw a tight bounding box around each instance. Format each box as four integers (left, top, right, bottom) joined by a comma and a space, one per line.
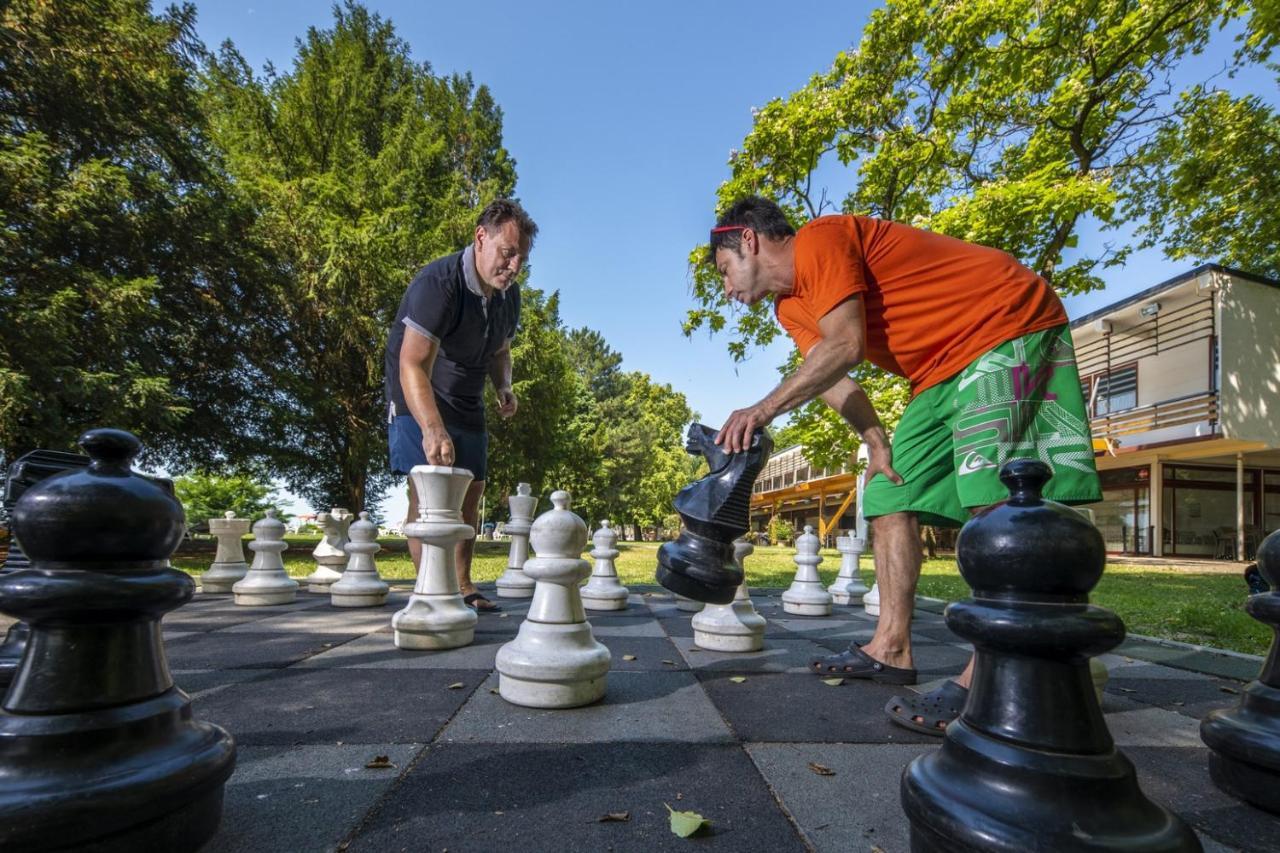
385, 199, 538, 612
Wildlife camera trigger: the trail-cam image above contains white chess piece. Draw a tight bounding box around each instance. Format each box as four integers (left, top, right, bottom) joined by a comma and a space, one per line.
676, 595, 705, 613
828, 534, 869, 605
202, 511, 251, 593
306, 510, 350, 592
330, 511, 389, 607
693, 538, 766, 652
581, 520, 628, 611
782, 525, 833, 616
495, 483, 536, 598
392, 466, 479, 649
232, 510, 298, 605
496, 490, 610, 708
849, 445, 880, 618
863, 582, 881, 617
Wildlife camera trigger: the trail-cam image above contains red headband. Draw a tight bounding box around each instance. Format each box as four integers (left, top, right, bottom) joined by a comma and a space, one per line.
710, 225, 748, 240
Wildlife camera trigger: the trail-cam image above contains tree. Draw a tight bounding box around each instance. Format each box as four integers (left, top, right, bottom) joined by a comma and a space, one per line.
685, 0, 1246, 360
202, 2, 518, 512
0, 0, 264, 467
173, 471, 281, 531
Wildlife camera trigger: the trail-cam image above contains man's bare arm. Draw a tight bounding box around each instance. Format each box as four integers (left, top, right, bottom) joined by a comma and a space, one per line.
399, 329, 454, 465
489, 339, 517, 418
717, 296, 867, 452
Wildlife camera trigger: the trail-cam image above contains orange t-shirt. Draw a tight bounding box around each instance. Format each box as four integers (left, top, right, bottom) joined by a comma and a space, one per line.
776, 215, 1067, 394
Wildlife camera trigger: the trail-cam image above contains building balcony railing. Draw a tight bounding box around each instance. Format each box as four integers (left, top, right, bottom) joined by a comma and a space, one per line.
1090, 390, 1219, 450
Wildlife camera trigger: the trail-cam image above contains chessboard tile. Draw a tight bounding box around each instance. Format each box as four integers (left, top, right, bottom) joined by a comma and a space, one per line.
1106, 674, 1246, 720
219, 604, 399, 635
597, 636, 689, 671
697, 672, 938, 744
294, 630, 508, 670
1117, 638, 1263, 682
439, 671, 734, 745
193, 667, 486, 745
203, 743, 423, 853
345, 742, 807, 853
670, 636, 838, 674
165, 631, 365, 669
746, 742, 936, 852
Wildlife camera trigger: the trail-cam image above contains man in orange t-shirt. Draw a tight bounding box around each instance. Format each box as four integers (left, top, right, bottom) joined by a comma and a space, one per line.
710, 196, 1100, 735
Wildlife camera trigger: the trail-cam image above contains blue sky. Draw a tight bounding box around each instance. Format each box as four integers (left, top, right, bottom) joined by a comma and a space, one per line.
178, 1, 1277, 522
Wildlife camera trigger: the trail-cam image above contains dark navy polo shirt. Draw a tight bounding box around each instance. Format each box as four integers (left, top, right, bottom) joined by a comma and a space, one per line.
384, 248, 520, 431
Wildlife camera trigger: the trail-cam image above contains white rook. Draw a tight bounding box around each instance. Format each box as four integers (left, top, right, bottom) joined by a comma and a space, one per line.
232, 510, 298, 606
392, 466, 477, 649
692, 538, 766, 652
495, 483, 536, 599
496, 491, 610, 708
202, 511, 251, 593
828, 534, 869, 605
782, 525, 833, 616
581, 520, 628, 611
330, 511, 389, 607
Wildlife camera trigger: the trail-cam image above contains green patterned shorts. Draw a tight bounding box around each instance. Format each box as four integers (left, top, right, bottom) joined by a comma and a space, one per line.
862, 324, 1102, 527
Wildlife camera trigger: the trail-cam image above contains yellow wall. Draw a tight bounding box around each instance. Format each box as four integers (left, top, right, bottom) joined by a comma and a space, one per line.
1219, 276, 1280, 446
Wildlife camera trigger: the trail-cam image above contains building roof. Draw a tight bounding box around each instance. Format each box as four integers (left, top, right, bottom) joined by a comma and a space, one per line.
1070, 263, 1280, 330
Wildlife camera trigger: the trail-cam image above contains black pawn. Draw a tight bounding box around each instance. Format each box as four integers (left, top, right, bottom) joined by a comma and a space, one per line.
0, 448, 92, 688
1202, 529, 1280, 812
901, 459, 1200, 852
656, 423, 772, 604
0, 429, 236, 851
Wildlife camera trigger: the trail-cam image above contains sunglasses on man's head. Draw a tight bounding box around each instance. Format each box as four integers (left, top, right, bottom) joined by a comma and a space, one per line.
709, 225, 748, 240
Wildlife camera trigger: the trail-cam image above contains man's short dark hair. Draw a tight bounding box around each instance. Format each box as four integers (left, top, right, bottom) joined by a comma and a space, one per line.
477, 199, 538, 246
708, 196, 796, 263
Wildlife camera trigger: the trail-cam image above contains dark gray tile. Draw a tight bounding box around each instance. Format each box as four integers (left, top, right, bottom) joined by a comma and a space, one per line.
165, 631, 365, 670
347, 742, 806, 852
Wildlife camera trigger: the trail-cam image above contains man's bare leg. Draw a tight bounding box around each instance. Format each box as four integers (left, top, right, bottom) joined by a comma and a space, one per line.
456, 480, 490, 605
859, 511, 922, 670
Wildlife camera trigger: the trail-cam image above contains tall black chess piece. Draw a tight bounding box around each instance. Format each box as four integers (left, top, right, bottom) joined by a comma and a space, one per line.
0, 449, 91, 689
901, 460, 1199, 852
0, 429, 236, 851
657, 423, 772, 605
1202, 529, 1280, 813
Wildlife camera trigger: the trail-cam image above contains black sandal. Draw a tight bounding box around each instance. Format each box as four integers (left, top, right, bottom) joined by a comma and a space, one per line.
808, 644, 917, 685
884, 680, 969, 737
463, 592, 501, 613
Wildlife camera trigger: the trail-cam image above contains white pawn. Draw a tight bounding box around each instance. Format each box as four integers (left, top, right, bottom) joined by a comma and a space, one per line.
581, 520, 628, 611
782, 525, 833, 616
828, 534, 869, 605
306, 510, 346, 592
676, 595, 705, 613
864, 581, 881, 617
495, 483, 536, 598
392, 466, 478, 649
233, 510, 298, 606
330, 511, 389, 607
496, 490, 610, 708
693, 538, 766, 652
202, 511, 251, 593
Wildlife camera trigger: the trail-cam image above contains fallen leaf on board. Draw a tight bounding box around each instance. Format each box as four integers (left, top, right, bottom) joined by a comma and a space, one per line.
598, 812, 631, 823
807, 762, 836, 776
1219, 686, 1240, 695
447, 682, 465, 690
729, 676, 747, 684
364, 755, 395, 769
665, 804, 709, 838
821, 678, 845, 687
623, 654, 637, 661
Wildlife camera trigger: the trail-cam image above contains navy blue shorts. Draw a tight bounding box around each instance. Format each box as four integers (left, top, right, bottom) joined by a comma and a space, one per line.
388, 415, 488, 481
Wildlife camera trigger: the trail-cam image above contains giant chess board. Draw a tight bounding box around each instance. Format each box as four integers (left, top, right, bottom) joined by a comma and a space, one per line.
155, 585, 1280, 852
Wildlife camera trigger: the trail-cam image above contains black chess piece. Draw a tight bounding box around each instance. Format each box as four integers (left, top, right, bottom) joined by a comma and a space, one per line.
0, 449, 92, 689
656, 423, 772, 605
901, 459, 1200, 852
1202, 529, 1280, 813
0, 429, 236, 851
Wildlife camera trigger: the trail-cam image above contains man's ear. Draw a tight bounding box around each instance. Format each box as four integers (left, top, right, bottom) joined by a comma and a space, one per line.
474, 224, 486, 248
743, 228, 758, 255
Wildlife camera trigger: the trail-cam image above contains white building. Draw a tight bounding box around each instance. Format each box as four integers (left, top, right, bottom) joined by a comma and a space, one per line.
1074, 264, 1280, 559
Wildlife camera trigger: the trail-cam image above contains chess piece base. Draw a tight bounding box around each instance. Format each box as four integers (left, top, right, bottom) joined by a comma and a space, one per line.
495, 569, 535, 598
864, 583, 881, 617
782, 600, 833, 616
305, 567, 342, 593
496, 621, 611, 709
392, 595, 478, 650
1202, 679, 1280, 814
904, 720, 1201, 853
330, 589, 389, 608
693, 628, 763, 653
0, 689, 235, 853
499, 673, 607, 709
200, 561, 248, 594
831, 590, 864, 606
581, 590, 628, 611
232, 580, 297, 606
656, 531, 740, 605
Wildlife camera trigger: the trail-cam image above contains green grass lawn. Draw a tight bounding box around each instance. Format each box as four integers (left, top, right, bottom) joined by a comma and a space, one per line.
172, 537, 1271, 656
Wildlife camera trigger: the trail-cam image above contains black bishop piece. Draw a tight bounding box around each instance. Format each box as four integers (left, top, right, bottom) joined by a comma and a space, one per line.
1201, 528, 1280, 813
0, 429, 236, 851
657, 423, 772, 604
901, 459, 1200, 852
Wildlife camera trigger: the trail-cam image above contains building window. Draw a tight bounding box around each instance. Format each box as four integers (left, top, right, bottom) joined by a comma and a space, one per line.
1083, 365, 1138, 416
